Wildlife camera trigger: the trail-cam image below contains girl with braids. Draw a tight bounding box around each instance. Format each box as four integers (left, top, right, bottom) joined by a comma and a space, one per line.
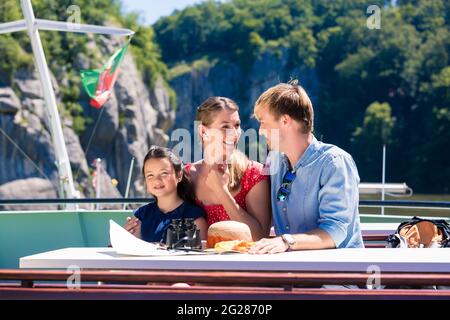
124, 146, 207, 243
184, 97, 271, 241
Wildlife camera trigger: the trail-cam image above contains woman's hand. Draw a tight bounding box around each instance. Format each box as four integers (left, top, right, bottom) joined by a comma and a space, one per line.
205, 165, 230, 195
124, 217, 141, 238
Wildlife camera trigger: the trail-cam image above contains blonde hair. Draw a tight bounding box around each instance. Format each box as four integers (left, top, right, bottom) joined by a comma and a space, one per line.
196, 97, 248, 191
254, 80, 314, 134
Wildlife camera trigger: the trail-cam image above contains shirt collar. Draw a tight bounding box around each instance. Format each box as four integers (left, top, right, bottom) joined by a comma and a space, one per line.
282, 135, 320, 171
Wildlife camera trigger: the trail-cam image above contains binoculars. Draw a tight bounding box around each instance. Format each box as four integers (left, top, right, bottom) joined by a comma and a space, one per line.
165, 218, 202, 250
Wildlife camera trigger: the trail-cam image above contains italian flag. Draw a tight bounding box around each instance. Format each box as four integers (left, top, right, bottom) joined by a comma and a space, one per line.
80, 39, 130, 108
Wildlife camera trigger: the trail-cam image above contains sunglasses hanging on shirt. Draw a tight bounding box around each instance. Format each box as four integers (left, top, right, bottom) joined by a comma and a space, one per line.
277, 169, 297, 202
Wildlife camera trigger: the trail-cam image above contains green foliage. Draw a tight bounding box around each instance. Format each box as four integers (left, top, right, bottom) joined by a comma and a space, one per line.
118, 111, 126, 128
1, 0, 449, 192
168, 58, 215, 80
154, 0, 306, 68
353, 102, 395, 145
121, 13, 168, 86
289, 27, 317, 68
154, 0, 450, 193
192, 58, 213, 70
0, 0, 174, 128
0, 1, 33, 83
0, 0, 20, 21
119, 12, 175, 109
431, 66, 450, 101
311, 0, 450, 192
351, 102, 395, 182
0, 35, 32, 85
168, 63, 192, 80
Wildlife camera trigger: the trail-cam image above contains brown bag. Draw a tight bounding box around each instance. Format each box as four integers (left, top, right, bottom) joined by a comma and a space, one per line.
398, 221, 443, 248
387, 216, 450, 248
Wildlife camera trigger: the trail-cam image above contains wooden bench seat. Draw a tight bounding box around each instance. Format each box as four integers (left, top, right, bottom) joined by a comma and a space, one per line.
2, 269, 450, 287
2, 285, 450, 300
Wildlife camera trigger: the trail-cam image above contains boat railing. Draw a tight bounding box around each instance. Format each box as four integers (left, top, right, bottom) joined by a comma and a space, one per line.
0, 198, 449, 207
359, 200, 450, 210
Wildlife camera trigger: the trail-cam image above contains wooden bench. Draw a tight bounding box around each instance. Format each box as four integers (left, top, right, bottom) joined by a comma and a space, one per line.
2, 285, 450, 300
1, 269, 450, 299
3, 269, 450, 287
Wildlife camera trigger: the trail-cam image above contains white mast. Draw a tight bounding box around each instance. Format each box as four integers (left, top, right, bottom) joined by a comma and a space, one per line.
0, 0, 134, 199
20, 0, 76, 199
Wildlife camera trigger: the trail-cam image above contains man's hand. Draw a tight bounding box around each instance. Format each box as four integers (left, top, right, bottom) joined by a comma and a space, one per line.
248, 237, 289, 254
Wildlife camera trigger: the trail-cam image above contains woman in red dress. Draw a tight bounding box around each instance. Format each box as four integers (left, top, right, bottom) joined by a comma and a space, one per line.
184, 97, 271, 241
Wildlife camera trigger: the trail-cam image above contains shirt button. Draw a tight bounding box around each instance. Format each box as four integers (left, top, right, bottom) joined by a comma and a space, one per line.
283, 207, 287, 212
286, 226, 290, 230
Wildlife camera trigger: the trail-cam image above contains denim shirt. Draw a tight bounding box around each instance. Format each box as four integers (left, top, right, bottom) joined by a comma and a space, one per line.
266, 136, 364, 248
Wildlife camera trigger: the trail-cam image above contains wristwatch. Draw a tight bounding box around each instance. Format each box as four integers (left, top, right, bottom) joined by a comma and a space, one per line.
281, 234, 295, 251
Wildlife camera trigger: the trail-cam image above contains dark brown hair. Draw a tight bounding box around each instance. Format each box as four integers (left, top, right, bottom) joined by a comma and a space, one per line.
142, 146, 196, 204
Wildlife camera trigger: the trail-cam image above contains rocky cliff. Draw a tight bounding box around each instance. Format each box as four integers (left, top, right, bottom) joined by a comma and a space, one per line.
168, 49, 319, 139
0, 35, 174, 208
0, 42, 319, 208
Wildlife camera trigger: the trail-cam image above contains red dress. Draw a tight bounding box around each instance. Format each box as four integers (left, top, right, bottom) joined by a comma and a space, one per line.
184, 162, 268, 226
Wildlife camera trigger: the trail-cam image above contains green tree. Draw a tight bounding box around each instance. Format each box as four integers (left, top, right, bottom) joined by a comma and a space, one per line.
289, 27, 317, 68
352, 102, 395, 181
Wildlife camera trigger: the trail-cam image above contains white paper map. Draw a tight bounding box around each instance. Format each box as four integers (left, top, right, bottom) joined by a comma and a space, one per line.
109, 219, 185, 256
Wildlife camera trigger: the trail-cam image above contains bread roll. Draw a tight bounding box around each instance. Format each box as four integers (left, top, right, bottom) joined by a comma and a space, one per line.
207, 221, 252, 248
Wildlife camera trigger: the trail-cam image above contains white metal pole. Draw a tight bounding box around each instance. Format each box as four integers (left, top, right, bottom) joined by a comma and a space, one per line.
35, 19, 134, 36
381, 144, 386, 215
96, 158, 101, 210
0, 19, 26, 34
20, 0, 77, 200
123, 157, 135, 210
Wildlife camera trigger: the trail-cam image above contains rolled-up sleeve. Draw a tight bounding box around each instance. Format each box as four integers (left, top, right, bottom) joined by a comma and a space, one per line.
317, 154, 360, 248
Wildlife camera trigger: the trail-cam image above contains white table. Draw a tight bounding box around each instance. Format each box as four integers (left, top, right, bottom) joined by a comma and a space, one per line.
20, 247, 450, 273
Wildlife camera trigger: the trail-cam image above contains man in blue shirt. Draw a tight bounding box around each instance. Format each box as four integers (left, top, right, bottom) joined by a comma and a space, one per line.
249, 80, 364, 254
